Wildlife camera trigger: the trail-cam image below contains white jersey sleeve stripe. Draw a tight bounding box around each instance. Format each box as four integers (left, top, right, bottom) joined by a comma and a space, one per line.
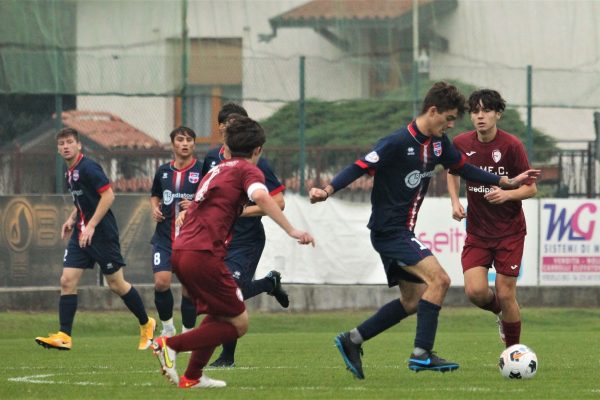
247, 182, 268, 202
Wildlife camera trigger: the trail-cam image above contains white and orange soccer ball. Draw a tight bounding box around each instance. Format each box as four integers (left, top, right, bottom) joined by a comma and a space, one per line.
498, 344, 538, 379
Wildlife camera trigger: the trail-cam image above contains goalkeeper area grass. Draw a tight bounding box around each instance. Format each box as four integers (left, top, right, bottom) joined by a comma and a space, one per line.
1, 307, 599, 399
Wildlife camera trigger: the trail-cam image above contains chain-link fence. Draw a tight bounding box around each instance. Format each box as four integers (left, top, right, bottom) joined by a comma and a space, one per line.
1, 0, 599, 198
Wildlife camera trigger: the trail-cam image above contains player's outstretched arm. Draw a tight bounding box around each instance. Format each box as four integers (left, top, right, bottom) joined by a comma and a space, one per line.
498, 169, 541, 189
252, 189, 315, 246
484, 182, 538, 204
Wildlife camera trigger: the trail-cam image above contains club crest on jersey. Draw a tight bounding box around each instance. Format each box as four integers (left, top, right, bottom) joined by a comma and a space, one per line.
72, 170, 79, 181
492, 149, 502, 163
188, 172, 200, 184
365, 151, 379, 163
433, 142, 442, 157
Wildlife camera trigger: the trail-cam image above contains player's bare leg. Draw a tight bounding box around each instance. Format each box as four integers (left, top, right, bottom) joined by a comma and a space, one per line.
464, 266, 503, 342
496, 274, 521, 347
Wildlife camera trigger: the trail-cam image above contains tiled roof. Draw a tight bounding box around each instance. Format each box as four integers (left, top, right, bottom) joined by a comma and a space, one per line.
275, 0, 434, 22
62, 111, 161, 150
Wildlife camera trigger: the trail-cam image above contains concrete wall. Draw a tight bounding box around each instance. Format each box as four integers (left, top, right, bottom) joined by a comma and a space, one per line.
2, 284, 599, 312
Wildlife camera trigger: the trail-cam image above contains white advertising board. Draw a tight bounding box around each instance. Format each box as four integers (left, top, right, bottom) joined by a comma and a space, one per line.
259, 195, 539, 286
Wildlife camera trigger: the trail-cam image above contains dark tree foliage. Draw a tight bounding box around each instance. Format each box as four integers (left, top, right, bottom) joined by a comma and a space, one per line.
0, 94, 75, 146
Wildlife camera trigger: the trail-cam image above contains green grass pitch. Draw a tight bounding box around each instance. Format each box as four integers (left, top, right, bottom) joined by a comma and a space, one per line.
1, 308, 599, 399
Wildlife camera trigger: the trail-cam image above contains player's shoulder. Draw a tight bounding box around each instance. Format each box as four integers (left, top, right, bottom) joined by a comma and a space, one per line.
496, 129, 522, 144
378, 127, 408, 146
496, 130, 527, 153
205, 146, 222, 158
257, 156, 274, 173
79, 156, 104, 172
156, 161, 172, 172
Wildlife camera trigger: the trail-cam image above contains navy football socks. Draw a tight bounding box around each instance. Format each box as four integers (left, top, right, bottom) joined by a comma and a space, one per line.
413, 299, 441, 351
180, 295, 197, 329
59, 294, 78, 336
121, 286, 149, 325
356, 299, 409, 341
154, 288, 174, 322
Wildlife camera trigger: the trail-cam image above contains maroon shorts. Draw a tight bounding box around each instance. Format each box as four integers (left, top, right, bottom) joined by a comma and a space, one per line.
461, 233, 525, 277
171, 249, 246, 317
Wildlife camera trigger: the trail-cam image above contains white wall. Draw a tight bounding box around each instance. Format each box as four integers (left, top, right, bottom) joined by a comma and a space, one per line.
75, 0, 366, 141
430, 0, 600, 142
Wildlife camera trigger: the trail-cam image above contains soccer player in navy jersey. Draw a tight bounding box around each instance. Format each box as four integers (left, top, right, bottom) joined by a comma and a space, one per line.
447, 89, 536, 347
150, 127, 202, 338
309, 82, 539, 379
151, 115, 314, 389
203, 103, 288, 368
36, 128, 155, 351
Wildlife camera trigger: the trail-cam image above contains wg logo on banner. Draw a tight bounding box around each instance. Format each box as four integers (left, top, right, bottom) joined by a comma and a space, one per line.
544, 203, 596, 241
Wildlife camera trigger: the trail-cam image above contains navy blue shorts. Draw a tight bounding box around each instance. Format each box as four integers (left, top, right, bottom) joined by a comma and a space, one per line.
64, 236, 125, 275
224, 239, 266, 286
370, 230, 433, 287
151, 242, 172, 273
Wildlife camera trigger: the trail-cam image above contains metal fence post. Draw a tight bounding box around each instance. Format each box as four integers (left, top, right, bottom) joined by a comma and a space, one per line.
299, 55, 306, 196
526, 65, 533, 162
55, 95, 63, 194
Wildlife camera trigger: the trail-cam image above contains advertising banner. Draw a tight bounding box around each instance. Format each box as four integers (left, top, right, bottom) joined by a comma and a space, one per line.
260, 195, 539, 286
539, 199, 600, 286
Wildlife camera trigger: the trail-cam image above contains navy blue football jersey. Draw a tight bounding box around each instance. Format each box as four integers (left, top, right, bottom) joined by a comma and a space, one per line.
151, 158, 203, 244
202, 146, 285, 244
66, 154, 119, 240
358, 122, 465, 232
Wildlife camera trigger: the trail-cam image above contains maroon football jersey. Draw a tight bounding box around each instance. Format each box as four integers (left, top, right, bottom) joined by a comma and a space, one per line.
453, 129, 530, 239
173, 157, 265, 256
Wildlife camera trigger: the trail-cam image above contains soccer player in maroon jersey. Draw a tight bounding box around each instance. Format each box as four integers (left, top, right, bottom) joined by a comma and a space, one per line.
151, 115, 314, 389
447, 89, 537, 347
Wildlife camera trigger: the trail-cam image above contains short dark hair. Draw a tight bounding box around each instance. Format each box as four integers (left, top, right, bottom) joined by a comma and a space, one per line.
468, 89, 506, 113
169, 126, 196, 143
225, 114, 265, 158
218, 103, 248, 124
55, 127, 80, 142
421, 82, 466, 117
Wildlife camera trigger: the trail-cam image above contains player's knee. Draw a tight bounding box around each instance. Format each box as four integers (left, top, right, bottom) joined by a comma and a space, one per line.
496, 288, 517, 306
231, 311, 249, 337
464, 285, 488, 304
400, 298, 419, 314
154, 279, 171, 292
434, 271, 451, 291
105, 276, 130, 296
59, 275, 76, 293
